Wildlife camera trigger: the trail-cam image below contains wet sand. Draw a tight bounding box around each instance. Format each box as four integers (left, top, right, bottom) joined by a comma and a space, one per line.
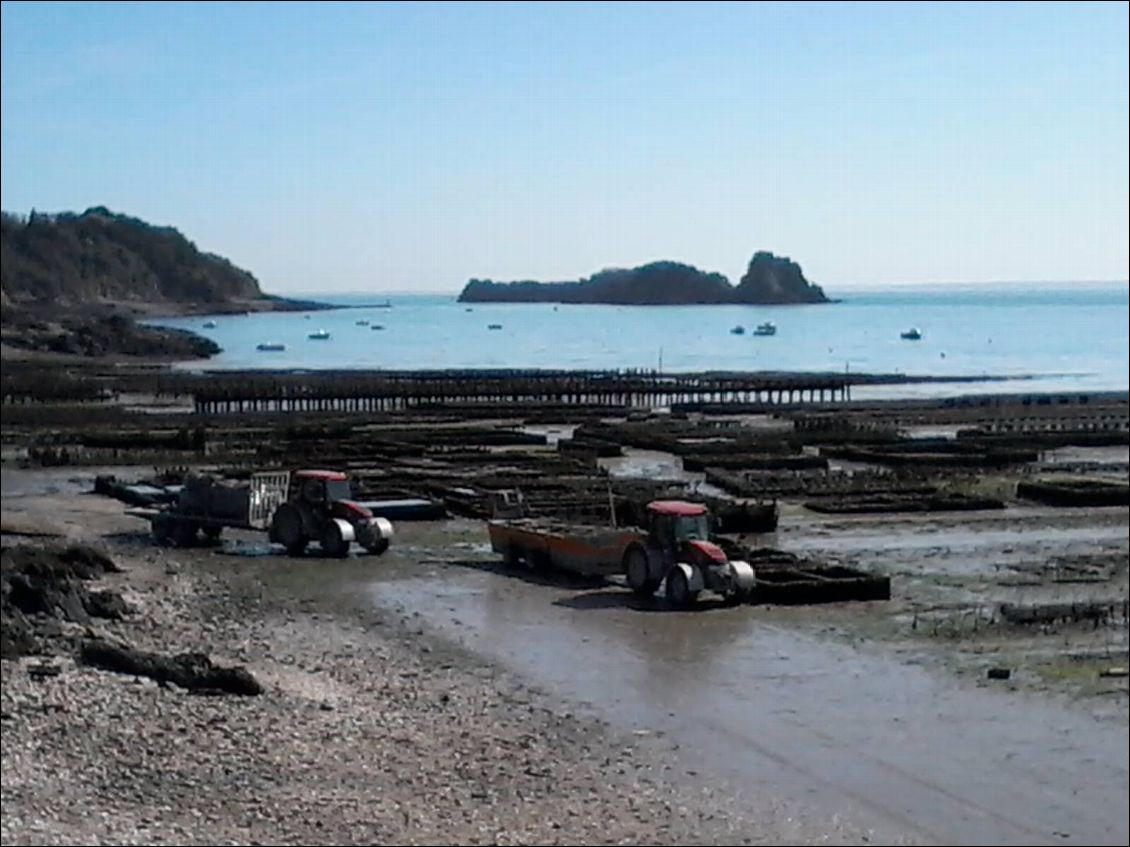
2, 391, 1127, 845
2, 467, 901, 846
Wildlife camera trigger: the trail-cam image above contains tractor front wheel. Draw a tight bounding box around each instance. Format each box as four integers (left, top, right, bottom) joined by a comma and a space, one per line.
363, 536, 390, 556
665, 566, 699, 609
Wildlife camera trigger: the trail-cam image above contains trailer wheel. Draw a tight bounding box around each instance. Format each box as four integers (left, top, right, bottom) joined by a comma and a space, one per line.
321, 521, 349, 558
171, 520, 198, 548
202, 525, 223, 542
151, 514, 172, 546
665, 566, 699, 609
625, 547, 661, 596
504, 545, 523, 568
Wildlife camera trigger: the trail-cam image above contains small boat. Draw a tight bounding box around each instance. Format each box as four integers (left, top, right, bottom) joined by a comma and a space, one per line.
371, 324, 385, 330
356, 318, 370, 326
202, 320, 218, 329
900, 327, 922, 340
256, 342, 285, 351
753, 321, 777, 336
730, 325, 745, 335
487, 324, 503, 330
308, 329, 331, 340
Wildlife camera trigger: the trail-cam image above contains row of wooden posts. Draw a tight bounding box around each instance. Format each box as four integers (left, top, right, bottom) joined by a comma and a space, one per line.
189, 372, 854, 414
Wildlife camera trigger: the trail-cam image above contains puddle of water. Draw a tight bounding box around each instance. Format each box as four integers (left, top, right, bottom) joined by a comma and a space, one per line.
366, 564, 1129, 846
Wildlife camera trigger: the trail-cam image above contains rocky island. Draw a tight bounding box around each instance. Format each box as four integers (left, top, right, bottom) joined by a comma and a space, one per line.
458, 251, 830, 306
0, 207, 327, 359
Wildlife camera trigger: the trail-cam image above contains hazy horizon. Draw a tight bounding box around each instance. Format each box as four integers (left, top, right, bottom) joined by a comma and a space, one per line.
3, 2, 1127, 295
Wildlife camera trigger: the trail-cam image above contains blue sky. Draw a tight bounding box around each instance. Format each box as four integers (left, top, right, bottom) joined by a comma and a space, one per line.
2, 1, 1127, 294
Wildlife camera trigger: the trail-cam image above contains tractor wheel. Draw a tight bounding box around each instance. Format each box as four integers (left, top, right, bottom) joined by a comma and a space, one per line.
270, 503, 307, 556
665, 566, 699, 609
202, 525, 223, 542
363, 536, 390, 556
625, 547, 661, 596
321, 521, 350, 558
504, 545, 523, 568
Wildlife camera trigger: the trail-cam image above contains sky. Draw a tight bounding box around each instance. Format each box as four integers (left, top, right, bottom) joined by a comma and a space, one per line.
1, 1, 1127, 295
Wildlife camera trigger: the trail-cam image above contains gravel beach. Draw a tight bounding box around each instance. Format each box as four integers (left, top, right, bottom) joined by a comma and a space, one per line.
1, 479, 887, 846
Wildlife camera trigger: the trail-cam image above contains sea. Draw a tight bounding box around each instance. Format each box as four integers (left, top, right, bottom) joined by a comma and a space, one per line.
147, 282, 1129, 401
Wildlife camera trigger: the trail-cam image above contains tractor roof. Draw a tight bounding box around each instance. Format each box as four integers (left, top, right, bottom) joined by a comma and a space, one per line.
294, 469, 348, 481
647, 500, 707, 517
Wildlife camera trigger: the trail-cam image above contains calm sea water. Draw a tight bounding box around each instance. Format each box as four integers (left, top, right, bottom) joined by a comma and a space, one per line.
150, 283, 1129, 400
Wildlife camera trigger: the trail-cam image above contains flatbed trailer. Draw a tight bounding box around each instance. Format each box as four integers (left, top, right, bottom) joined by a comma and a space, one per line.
487, 518, 646, 575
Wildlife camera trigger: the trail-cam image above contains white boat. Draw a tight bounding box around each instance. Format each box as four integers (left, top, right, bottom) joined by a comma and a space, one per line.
202, 320, 218, 329
901, 327, 922, 340
753, 321, 776, 336
308, 329, 331, 340
257, 342, 285, 351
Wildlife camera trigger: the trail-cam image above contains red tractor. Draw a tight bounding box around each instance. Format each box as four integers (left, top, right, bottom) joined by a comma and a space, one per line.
267, 470, 393, 557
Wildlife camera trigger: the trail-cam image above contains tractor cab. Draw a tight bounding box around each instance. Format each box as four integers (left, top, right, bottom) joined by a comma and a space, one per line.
294, 470, 353, 506
646, 499, 727, 566
646, 500, 709, 548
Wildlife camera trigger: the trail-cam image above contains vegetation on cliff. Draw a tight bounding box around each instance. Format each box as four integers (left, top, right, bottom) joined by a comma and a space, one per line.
458, 252, 829, 305
0, 206, 331, 360
0, 207, 266, 308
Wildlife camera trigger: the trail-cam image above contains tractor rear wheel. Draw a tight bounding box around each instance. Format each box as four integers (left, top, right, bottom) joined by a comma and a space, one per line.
321, 521, 350, 558
625, 547, 661, 596
270, 504, 307, 556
